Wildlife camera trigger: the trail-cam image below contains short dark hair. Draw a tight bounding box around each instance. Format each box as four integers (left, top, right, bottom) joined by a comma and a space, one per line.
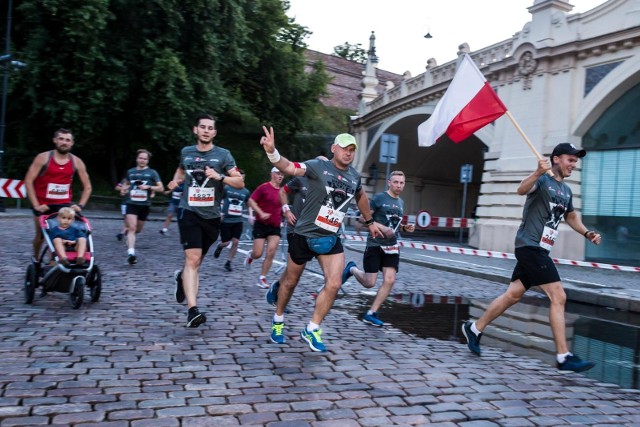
136, 148, 152, 158
194, 113, 216, 128
54, 128, 73, 139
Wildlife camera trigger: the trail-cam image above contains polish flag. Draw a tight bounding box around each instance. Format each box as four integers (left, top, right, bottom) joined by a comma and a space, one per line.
418, 54, 507, 147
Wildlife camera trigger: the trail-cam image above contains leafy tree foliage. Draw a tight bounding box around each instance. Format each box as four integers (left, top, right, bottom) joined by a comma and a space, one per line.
333, 42, 367, 64
6, 0, 329, 190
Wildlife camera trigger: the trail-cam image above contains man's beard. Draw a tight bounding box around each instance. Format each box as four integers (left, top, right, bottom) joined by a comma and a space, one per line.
55, 146, 71, 154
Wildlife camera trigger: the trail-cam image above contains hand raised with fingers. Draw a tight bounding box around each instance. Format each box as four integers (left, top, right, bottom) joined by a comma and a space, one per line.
260, 126, 275, 154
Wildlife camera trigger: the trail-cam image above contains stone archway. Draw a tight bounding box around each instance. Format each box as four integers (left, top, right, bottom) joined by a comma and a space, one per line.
358, 112, 488, 219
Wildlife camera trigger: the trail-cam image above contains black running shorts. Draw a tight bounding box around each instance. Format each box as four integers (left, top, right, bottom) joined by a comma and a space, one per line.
511, 246, 561, 289
288, 233, 343, 265
125, 203, 151, 221
178, 209, 220, 255
32, 203, 69, 216
363, 246, 400, 273
252, 221, 281, 239
220, 222, 243, 242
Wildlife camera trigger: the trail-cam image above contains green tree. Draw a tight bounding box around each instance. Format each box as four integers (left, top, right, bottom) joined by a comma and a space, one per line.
7, 0, 328, 191
333, 42, 366, 63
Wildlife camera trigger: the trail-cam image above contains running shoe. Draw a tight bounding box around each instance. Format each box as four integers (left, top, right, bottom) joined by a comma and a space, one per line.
213, 245, 223, 259
270, 320, 286, 344
300, 328, 326, 352
266, 280, 280, 306
127, 254, 137, 265
187, 307, 206, 328
461, 321, 482, 355
224, 260, 232, 272
341, 261, 357, 284
558, 354, 596, 372
244, 255, 253, 268
362, 311, 384, 327
256, 276, 269, 289
174, 269, 185, 303
116, 233, 124, 241
159, 229, 168, 236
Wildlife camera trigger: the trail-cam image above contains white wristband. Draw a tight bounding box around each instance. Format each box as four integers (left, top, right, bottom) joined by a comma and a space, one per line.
267, 149, 281, 163
282, 204, 290, 213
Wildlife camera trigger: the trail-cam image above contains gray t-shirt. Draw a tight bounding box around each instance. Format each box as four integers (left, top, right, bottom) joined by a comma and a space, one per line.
515, 174, 574, 251
221, 185, 250, 224
294, 159, 362, 238
366, 191, 404, 248
178, 145, 237, 219
124, 167, 161, 206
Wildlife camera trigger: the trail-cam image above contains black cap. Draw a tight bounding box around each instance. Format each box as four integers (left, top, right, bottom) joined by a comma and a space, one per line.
551, 143, 586, 159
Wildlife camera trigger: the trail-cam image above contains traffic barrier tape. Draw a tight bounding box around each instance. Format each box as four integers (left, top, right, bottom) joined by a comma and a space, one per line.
343, 234, 640, 273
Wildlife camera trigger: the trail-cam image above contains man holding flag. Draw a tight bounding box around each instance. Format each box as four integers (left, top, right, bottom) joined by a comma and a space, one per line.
419, 55, 601, 372
462, 144, 601, 372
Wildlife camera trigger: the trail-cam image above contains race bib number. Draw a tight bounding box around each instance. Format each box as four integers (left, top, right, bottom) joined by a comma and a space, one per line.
188, 186, 215, 207
539, 226, 558, 251
314, 205, 345, 233
46, 183, 70, 200
228, 203, 242, 216
380, 245, 399, 254
130, 189, 148, 202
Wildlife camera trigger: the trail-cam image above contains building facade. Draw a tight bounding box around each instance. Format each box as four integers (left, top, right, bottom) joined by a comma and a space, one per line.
350, 0, 640, 264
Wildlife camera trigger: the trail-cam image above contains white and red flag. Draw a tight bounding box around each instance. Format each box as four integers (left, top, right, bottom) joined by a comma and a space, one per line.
417, 54, 507, 147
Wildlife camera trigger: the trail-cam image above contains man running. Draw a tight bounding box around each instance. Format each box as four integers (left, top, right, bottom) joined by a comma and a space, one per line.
245, 167, 284, 288
342, 170, 415, 326
213, 170, 250, 272
170, 113, 244, 327
261, 127, 383, 352
119, 149, 164, 265
462, 143, 601, 372
24, 128, 92, 257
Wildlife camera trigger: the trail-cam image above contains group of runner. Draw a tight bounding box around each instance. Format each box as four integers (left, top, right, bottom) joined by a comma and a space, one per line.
24, 118, 602, 372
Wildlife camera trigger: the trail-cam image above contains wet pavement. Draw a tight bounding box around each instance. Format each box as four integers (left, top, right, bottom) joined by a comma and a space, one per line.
1, 209, 640, 426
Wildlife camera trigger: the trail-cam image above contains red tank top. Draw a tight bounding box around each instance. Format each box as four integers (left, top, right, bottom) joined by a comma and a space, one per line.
33, 151, 76, 204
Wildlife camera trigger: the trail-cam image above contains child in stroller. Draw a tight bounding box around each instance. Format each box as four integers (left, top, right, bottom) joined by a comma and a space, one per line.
24, 209, 102, 308
49, 207, 88, 266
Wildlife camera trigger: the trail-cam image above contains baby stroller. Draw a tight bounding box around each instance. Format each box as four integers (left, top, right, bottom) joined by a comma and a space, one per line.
24, 212, 102, 309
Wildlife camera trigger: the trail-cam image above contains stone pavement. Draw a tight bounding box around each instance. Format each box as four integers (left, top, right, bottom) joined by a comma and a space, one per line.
1, 211, 640, 426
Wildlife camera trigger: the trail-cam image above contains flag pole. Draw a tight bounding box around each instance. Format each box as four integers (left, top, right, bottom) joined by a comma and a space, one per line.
505, 111, 554, 177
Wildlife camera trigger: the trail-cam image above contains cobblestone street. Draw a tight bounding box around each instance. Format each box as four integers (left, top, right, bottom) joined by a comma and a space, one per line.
1, 216, 640, 426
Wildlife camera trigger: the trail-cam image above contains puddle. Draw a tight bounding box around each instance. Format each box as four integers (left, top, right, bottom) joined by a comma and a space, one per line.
335, 291, 640, 390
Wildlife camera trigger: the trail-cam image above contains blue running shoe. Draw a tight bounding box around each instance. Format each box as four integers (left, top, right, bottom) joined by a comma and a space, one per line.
341, 261, 357, 284
266, 280, 280, 306
362, 311, 384, 327
558, 354, 595, 372
461, 321, 482, 355
270, 320, 286, 344
300, 328, 326, 352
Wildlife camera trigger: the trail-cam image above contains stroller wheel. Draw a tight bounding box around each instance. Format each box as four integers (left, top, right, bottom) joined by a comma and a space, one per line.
87, 265, 102, 302
24, 264, 37, 304
69, 276, 85, 309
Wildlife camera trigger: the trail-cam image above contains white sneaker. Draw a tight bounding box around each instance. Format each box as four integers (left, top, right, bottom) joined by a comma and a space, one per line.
256, 276, 269, 289
244, 255, 253, 268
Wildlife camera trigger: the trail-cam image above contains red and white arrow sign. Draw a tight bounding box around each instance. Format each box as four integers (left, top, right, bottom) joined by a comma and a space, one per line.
0, 178, 27, 198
